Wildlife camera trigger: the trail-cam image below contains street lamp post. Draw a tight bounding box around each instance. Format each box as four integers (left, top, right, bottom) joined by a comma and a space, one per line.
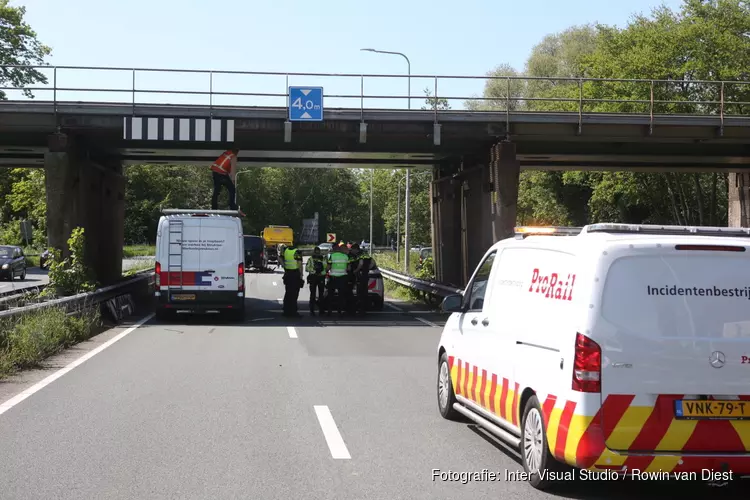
360, 48, 412, 272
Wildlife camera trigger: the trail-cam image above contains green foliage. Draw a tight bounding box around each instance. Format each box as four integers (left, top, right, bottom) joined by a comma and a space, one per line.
0, 306, 100, 379
0, 0, 51, 100
44, 227, 97, 296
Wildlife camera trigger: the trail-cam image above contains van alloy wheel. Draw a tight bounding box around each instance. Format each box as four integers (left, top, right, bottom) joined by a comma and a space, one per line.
523, 408, 544, 474
438, 361, 450, 410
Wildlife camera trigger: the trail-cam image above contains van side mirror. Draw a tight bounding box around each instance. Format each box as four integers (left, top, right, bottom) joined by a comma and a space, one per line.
441, 294, 463, 313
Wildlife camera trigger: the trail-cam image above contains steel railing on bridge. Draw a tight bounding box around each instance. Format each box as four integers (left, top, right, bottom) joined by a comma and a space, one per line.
1, 64, 750, 130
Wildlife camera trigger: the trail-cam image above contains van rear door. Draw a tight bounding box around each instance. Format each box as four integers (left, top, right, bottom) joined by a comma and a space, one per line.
199, 218, 240, 291
161, 216, 202, 292
595, 241, 750, 454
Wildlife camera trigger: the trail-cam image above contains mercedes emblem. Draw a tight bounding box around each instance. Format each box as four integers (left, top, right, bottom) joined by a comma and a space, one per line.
709, 351, 726, 368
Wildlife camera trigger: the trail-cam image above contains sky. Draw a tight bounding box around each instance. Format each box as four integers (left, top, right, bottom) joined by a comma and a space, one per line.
11, 0, 685, 110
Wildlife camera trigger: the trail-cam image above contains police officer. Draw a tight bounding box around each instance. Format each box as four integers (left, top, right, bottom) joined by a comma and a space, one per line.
281, 244, 303, 317
353, 247, 376, 315
326, 242, 350, 316
306, 246, 327, 315
346, 243, 362, 315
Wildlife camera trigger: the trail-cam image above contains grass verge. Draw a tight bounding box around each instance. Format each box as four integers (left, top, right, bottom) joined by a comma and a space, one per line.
123, 259, 155, 276
123, 245, 156, 258
0, 306, 101, 380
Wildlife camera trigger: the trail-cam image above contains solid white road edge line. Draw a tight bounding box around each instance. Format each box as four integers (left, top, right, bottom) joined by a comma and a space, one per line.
415, 316, 439, 328
313, 405, 351, 459
287, 326, 298, 338
0, 313, 155, 417
385, 302, 404, 312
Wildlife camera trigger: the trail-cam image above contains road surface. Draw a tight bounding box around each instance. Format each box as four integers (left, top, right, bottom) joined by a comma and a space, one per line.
0, 268, 741, 499
0, 267, 49, 295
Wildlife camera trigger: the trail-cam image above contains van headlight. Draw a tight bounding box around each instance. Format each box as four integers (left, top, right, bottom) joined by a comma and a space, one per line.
1, 264, 8, 269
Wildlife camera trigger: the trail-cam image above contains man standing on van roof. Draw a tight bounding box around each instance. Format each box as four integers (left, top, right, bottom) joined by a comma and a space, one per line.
210, 148, 245, 216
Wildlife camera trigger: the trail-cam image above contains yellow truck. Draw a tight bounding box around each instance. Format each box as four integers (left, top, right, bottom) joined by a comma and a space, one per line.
262, 225, 293, 268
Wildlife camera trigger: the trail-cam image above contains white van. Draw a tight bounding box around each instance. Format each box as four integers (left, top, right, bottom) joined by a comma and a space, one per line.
154, 209, 245, 320
436, 223, 750, 490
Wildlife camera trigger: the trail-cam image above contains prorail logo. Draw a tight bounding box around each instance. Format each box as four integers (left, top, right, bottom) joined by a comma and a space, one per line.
528, 268, 576, 301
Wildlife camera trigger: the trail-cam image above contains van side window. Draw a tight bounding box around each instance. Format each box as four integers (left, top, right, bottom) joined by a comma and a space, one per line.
464, 251, 496, 311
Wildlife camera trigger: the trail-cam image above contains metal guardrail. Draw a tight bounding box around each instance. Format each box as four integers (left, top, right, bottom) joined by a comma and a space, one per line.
0, 284, 48, 300
379, 268, 463, 298
0, 269, 154, 319
1, 65, 750, 128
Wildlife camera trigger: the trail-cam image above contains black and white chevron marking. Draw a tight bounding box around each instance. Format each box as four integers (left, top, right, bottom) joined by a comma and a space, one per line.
123, 117, 235, 142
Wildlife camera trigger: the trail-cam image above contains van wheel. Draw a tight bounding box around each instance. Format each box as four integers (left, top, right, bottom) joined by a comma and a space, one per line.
437, 352, 460, 420
229, 308, 245, 322
521, 395, 567, 490
155, 308, 171, 322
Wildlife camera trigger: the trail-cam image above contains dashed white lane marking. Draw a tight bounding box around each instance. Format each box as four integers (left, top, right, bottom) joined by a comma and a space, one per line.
385, 302, 404, 312
415, 316, 439, 328
272, 281, 278, 286
313, 405, 351, 459
287, 326, 298, 338
0, 313, 155, 417
251, 317, 273, 322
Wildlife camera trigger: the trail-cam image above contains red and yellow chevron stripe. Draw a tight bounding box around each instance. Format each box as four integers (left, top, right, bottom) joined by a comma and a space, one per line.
447, 356, 750, 475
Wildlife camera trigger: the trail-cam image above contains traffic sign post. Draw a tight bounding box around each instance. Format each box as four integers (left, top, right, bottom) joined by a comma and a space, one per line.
326, 233, 336, 243
289, 87, 324, 121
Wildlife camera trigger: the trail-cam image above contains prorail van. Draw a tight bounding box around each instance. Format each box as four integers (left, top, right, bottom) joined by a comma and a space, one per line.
436, 223, 750, 490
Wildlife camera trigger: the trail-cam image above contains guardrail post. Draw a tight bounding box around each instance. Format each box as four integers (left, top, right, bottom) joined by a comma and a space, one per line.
209, 71, 214, 117
506, 77, 510, 132
649, 80, 654, 136
131, 69, 136, 115
720, 81, 725, 137
577, 79, 583, 135
53, 67, 58, 125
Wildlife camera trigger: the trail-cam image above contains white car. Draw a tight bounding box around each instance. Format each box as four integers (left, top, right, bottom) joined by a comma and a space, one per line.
436, 223, 750, 490
154, 209, 245, 321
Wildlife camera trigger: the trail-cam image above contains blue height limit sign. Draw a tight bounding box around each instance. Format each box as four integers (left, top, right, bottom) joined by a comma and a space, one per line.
289, 86, 324, 121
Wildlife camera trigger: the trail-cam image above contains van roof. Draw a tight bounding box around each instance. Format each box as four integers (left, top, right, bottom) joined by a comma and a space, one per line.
498, 223, 750, 253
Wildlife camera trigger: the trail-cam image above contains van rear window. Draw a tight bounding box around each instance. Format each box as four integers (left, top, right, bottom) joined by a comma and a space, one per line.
244, 237, 262, 250
601, 254, 750, 339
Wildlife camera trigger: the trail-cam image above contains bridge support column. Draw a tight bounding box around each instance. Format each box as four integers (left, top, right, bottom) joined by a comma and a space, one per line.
728, 172, 750, 227
488, 141, 520, 244
431, 164, 462, 287
45, 133, 125, 286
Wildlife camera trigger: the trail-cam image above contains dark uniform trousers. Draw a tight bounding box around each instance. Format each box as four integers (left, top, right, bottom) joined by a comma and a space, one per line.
308, 275, 325, 312
327, 276, 349, 315
356, 272, 369, 313
283, 270, 301, 314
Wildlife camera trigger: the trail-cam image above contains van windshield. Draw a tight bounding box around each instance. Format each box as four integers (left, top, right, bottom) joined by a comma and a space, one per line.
601, 253, 750, 339
244, 237, 263, 250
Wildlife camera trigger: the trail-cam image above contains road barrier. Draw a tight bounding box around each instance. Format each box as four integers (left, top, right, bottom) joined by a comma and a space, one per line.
378, 268, 463, 300
0, 270, 154, 320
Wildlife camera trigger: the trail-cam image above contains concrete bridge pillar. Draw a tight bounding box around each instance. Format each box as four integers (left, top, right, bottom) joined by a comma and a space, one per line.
430, 141, 520, 289
728, 172, 750, 227
45, 133, 125, 286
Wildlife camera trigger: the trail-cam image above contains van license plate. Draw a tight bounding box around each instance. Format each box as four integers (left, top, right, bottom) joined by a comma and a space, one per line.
675, 400, 750, 419
171, 294, 195, 301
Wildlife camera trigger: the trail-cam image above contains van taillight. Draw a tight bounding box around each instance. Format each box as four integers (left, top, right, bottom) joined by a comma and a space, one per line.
155, 262, 161, 287
573, 333, 601, 393
238, 263, 244, 291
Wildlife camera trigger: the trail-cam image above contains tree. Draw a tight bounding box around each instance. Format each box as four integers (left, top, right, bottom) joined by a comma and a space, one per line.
466, 63, 525, 111
0, 0, 51, 100
421, 88, 451, 111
